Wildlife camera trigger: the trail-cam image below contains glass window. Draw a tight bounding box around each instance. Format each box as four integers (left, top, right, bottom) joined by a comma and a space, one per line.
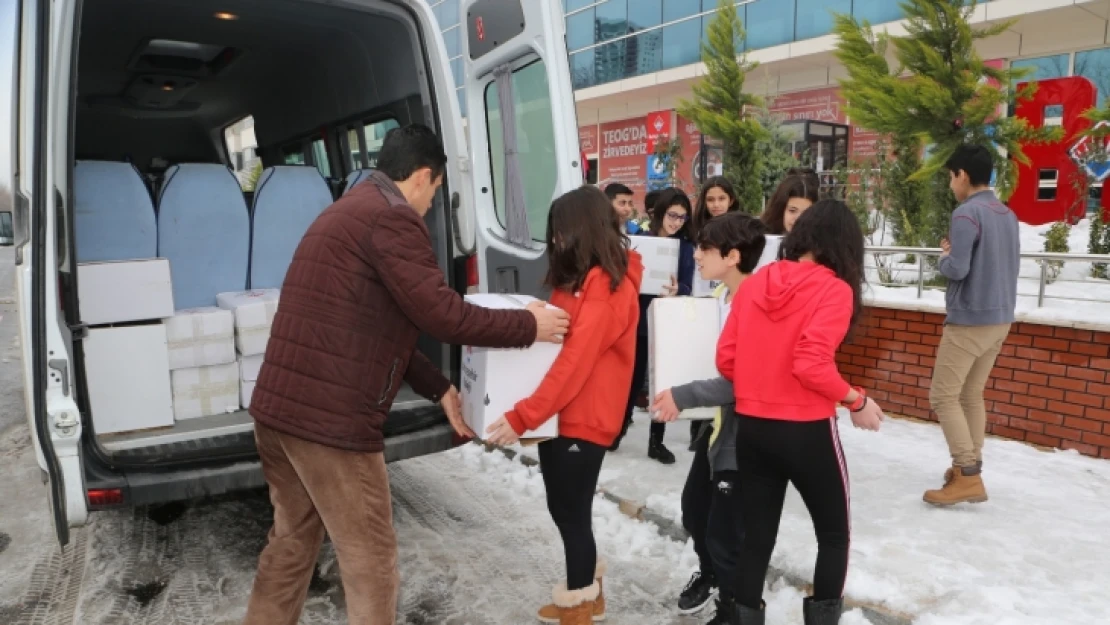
434, 0, 459, 29
347, 128, 363, 171
451, 56, 464, 86
852, 0, 904, 25
443, 26, 460, 59
746, 0, 795, 50
627, 30, 663, 77
566, 0, 593, 12
629, 0, 662, 31
283, 147, 306, 165
664, 0, 701, 23
485, 60, 559, 241
364, 119, 400, 168
457, 87, 467, 118
570, 49, 597, 89
1075, 48, 1110, 103
1011, 54, 1070, 82
662, 19, 702, 70
594, 39, 627, 84
596, 0, 629, 43
795, 0, 851, 40
310, 139, 331, 177
567, 8, 595, 52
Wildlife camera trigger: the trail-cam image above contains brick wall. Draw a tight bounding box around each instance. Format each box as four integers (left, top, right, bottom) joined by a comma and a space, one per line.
836, 306, 1110, 459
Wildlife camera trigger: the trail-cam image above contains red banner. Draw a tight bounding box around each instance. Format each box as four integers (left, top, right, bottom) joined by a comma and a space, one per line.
769, 87, 847, 124
598, 118, 650, 203
645, 110, 672, 154
579, 125, 598, 154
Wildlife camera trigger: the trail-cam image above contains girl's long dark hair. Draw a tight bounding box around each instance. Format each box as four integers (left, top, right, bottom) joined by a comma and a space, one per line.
780, 199, 866, 333
648, 188, 692, 238
761, 169, 820, 235
545, 186, 630, 293
691, 176, 740, 237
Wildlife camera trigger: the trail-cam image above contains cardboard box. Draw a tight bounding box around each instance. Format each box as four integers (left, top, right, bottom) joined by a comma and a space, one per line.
170, 362, 241, 421
648, 297, 721, 420
756, 235, 783, 271
216, 290, 280, 356
460, 294, 559, 440
164, 307, 236, 370
629, 236, 680, 296
239, 354, 264, 382
241, 380, 256, 409
691, 275, 721, 298
83, 325, 174, 434
78, 259, 175, 325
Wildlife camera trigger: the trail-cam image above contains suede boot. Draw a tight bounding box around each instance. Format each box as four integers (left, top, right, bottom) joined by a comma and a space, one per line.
803, 597, 843, 625
551, 581, 600, 625
538, 561, 606, 623
924, 464, 988, 506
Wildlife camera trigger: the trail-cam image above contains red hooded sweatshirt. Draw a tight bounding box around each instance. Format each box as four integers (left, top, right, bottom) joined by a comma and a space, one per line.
717, 260, 853, 421
505, 251, 644, 447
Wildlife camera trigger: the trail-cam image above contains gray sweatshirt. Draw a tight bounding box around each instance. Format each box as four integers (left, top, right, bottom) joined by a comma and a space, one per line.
671, 378, 738, 476
938, 190, 1020, 326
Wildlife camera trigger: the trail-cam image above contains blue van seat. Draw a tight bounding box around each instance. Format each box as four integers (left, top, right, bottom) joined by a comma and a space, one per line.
74, 160, 157, 263
156, 164, 250, 309
250, 166, 332, 289
344, 169, 374, 195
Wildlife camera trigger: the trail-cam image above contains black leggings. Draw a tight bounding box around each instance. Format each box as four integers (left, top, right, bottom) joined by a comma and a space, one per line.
623, 334, 665, 440
734, 414, 850, 608
682, 426, 743, 595
540, 436, 607, 590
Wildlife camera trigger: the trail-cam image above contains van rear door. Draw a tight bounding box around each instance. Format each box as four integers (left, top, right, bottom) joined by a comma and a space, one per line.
16, 0, 87, 546
460, 0, 579, 296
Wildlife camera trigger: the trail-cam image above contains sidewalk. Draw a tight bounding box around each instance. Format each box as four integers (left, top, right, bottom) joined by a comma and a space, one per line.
509, 410, 1110, 625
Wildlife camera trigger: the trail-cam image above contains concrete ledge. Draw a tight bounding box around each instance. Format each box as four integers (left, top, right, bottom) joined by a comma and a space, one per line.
478, 441, 913, 625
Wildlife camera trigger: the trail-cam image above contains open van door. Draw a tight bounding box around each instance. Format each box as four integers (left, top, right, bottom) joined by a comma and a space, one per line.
461, 0, 580, 296
15, 0, 87, 546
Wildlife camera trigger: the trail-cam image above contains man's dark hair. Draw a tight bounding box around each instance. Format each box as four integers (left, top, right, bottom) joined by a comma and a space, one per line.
945, 144, 994, 187
698, 212, 768, 274
376, 124, 448, 182
545, 186, 629, 292
644, 189, 662, 214
604, 183, 634, 200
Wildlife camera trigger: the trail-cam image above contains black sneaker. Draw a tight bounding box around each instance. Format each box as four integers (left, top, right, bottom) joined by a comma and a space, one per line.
648, 441, 676, 464
677, 571, 717, 614
706, 595, 735, 625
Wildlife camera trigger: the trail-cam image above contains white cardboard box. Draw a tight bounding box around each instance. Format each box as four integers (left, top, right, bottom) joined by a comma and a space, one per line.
756, 235, 783, 271
164, 307, 236, 370
78, 259, 175, 326
629, 236, 680, 296
216, 290, 280, 356
170, 362, 241, 421
648, 297, 721, 420
241, 380, 256, 409
239, 354, 264, 382
691, 275, 721, 298
460, 294, 560, 440
83, 325, 174, 434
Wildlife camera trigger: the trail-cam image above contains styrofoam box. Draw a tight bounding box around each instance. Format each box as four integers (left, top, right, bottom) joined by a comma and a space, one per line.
239, 354, 264, 382
170, 362, 241, 421
164, 307, 236, 370
241, 380, 256, 409
216, 289, 280, 356
460, 294, 559, 440
648, 297, 721, 420
83, 325, 174, 435
629, 236, 680, 296
78, 259, 175, 326
756, 235, 783, 271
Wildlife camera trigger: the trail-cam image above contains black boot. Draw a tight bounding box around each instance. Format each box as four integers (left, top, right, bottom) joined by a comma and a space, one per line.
729, 600, 766, 625
803, 597, 843, 625
705, 594, 735, 625
647, 425, 675, 464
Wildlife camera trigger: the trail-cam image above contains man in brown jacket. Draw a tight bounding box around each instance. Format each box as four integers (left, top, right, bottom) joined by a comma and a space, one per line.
243, 124, 570, 625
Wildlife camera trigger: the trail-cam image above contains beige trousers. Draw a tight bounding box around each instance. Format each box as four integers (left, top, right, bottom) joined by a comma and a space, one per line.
929, 323, 1012, 468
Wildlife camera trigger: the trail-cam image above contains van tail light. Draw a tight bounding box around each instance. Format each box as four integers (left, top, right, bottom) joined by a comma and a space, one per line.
87, 488, 125, 507
465, 254, 479, 288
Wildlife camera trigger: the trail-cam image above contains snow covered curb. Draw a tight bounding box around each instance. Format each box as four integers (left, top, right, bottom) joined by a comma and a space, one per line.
477, 441, 912, 625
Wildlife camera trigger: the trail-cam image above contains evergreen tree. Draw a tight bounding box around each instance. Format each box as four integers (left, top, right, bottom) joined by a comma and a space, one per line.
833, 0, 1059, 204
677, 0, 768, 214
752, 105, 803, 201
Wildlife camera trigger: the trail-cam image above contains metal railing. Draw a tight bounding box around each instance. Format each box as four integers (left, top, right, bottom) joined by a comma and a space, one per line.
863, 246, 1110, 307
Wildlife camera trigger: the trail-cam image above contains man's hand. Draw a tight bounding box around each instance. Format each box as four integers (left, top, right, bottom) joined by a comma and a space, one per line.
651, 389, 682, 422
660, 275, 678, 297
940, 238, 951, 258
439, 386, 473, 439
486, 416, 521, 446
527, 300, 570, 344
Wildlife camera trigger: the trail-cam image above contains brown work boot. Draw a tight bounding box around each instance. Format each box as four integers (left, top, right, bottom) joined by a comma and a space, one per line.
942, 460, 982, 484
538, 561, 606, 623
924, 466, 988, 506
549, 581, 600, 625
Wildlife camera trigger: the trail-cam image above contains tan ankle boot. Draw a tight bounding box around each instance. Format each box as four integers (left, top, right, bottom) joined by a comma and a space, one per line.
538, 561, 606, 623
924, 469, 988, 506
551, 581, 600, 625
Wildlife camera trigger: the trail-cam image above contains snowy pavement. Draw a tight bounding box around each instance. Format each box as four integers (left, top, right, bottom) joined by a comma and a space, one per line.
516, 410, 1110, 625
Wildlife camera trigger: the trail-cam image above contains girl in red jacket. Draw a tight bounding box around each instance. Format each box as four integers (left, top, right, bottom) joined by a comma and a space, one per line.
486, 186, 643, 625
716, 200, 885, 625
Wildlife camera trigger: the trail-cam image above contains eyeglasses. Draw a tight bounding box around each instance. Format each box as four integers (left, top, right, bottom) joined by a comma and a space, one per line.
666, 212, 689, 222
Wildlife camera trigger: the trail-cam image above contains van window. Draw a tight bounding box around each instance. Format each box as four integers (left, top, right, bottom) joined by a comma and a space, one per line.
346, 128, 364, 171
310, 139, 331, 177
224, 116, 257, 176
283, 148, 306, 166
363, 118, 400, 168
484, 59, 557, 242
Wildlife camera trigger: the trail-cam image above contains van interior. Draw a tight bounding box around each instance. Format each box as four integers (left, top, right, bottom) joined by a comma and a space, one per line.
69, 0, 455, 463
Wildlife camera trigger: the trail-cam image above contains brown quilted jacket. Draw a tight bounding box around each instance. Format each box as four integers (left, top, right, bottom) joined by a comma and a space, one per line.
249, 171, 537, 452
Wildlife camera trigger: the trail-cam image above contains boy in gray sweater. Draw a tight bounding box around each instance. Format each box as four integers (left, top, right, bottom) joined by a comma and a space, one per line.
924, 144, 1020, 507
651, 213, 767, 623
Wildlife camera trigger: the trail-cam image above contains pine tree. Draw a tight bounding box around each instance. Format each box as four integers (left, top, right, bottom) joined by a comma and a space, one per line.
833, 0, 1059, 203
752, 104, 803, 202
677, 0, 768, 215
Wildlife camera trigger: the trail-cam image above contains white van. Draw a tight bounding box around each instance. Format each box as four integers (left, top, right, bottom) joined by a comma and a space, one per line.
2, 0, 580, 546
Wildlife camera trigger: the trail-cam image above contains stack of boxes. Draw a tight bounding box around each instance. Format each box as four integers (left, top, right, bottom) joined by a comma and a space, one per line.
164, 307, 239, 420
216, 289, 280, 409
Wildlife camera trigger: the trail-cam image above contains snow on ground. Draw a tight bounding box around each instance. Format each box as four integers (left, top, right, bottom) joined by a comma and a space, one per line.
534, 410, 1110, 624
863, 218, 1110, 328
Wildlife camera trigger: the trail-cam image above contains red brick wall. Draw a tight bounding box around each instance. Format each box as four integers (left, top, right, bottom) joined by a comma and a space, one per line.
836, 307, 1110, 459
